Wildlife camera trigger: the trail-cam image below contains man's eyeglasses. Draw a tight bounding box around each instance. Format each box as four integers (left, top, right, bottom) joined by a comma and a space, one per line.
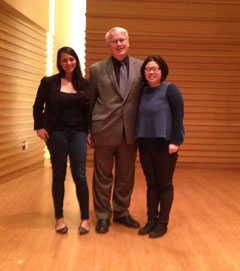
110, 39, 127, 45
145, 67, 160, 73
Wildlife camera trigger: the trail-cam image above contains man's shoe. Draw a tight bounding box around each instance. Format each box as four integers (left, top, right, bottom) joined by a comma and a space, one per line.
96, 219, 110, 234
138, 220, 157, 235
113, 215, 140, 229
149, 222, 167, 238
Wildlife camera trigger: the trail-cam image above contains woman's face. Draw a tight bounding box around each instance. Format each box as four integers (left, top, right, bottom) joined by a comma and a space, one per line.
144, 60, 162, 87
59, 53, 76, 74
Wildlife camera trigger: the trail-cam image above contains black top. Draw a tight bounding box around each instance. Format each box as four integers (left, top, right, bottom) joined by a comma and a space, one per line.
55, 92, 88, 132
33, 73, 89, 133
112, 56, 129, 85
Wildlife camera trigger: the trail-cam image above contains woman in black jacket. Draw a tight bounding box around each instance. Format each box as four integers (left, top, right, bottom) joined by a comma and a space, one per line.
33, 47, 90, 234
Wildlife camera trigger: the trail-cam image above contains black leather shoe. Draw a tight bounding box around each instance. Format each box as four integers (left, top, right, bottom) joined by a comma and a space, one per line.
56, 226, 68, 234
149, 222, 167, 238
96, 219, 110, 234
113, 215, 140, 229
138, 220, 157, 235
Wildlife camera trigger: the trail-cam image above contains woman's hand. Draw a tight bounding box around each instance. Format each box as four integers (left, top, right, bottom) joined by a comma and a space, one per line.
169, 144, 179, 154
87, 133, 93, 147
36, 128, 49, 142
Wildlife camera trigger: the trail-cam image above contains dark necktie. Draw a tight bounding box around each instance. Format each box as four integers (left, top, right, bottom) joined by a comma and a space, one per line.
119, 62, 128, 96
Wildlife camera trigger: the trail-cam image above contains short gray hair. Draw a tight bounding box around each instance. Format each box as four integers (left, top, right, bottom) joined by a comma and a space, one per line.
105, 27, 129, 43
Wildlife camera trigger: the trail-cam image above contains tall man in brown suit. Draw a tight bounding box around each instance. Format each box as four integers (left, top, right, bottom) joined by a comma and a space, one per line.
88, 27, 143, 233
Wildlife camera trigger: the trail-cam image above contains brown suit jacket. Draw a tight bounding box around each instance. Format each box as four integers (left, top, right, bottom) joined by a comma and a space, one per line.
89, 56, 143, 146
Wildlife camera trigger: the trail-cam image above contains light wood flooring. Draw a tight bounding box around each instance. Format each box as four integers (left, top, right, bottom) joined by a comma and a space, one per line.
0, 161, 240, 271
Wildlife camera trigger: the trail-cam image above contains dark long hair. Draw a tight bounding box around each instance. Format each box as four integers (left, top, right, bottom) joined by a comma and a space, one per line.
57, 47, 89, 102
140, 55, 169, 86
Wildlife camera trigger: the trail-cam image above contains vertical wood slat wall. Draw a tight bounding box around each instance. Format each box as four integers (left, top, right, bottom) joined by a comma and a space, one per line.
85, 0, 240, 169
0, 3, 47, 181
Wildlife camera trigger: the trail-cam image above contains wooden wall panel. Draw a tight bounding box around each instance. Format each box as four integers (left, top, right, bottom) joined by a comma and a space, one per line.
0, 2, 47, 181
2, 0, 49, 31
86, 0, 240, 168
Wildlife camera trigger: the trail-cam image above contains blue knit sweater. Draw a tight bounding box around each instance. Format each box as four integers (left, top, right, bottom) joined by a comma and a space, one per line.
135, 82, 184, 145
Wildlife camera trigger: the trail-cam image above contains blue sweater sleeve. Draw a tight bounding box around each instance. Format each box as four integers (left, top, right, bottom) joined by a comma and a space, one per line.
166, 84, 184, 145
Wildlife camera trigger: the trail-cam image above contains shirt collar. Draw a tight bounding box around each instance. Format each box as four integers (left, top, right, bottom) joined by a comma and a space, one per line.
112, 56, 129, 66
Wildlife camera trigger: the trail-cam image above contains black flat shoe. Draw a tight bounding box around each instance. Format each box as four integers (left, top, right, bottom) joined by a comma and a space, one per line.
113, 215, 140, 229
56, 226, 68, 234
96, 219, 110, 234
138, 220, 157, 235
78, 225, 89, 235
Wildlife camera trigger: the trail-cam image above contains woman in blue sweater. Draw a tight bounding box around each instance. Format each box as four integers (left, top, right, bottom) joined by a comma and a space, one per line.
135, 55, 184, 238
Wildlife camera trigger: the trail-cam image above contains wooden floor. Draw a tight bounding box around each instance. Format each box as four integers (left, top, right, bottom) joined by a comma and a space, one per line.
0, 161, 240, 271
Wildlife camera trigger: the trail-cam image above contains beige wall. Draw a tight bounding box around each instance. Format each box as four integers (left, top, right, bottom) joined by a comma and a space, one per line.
0, 0, 49, 182
1, 0, 239, 181
3, 0, 49, 31
53, 0, 86, 75
53, 0, 72, 73
86, 0, 240, 168
0, 0, 87, 181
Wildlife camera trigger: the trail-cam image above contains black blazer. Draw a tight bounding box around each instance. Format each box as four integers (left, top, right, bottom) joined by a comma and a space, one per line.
33, 73, 88, 133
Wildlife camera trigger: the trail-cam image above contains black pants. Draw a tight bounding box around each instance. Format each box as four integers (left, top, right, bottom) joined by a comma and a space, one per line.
46, 131, 89, 220
139, 138, 178, 225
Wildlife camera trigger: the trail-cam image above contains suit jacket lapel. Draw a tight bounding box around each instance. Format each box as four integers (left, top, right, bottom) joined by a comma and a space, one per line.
105, 58, 121, 96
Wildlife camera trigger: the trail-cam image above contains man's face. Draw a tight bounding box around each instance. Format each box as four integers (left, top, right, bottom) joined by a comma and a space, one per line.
107, 30, 129, 61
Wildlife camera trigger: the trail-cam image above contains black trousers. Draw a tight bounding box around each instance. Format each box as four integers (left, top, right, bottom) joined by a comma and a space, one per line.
139, 138, 178, 225
46, 131, 89, 220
